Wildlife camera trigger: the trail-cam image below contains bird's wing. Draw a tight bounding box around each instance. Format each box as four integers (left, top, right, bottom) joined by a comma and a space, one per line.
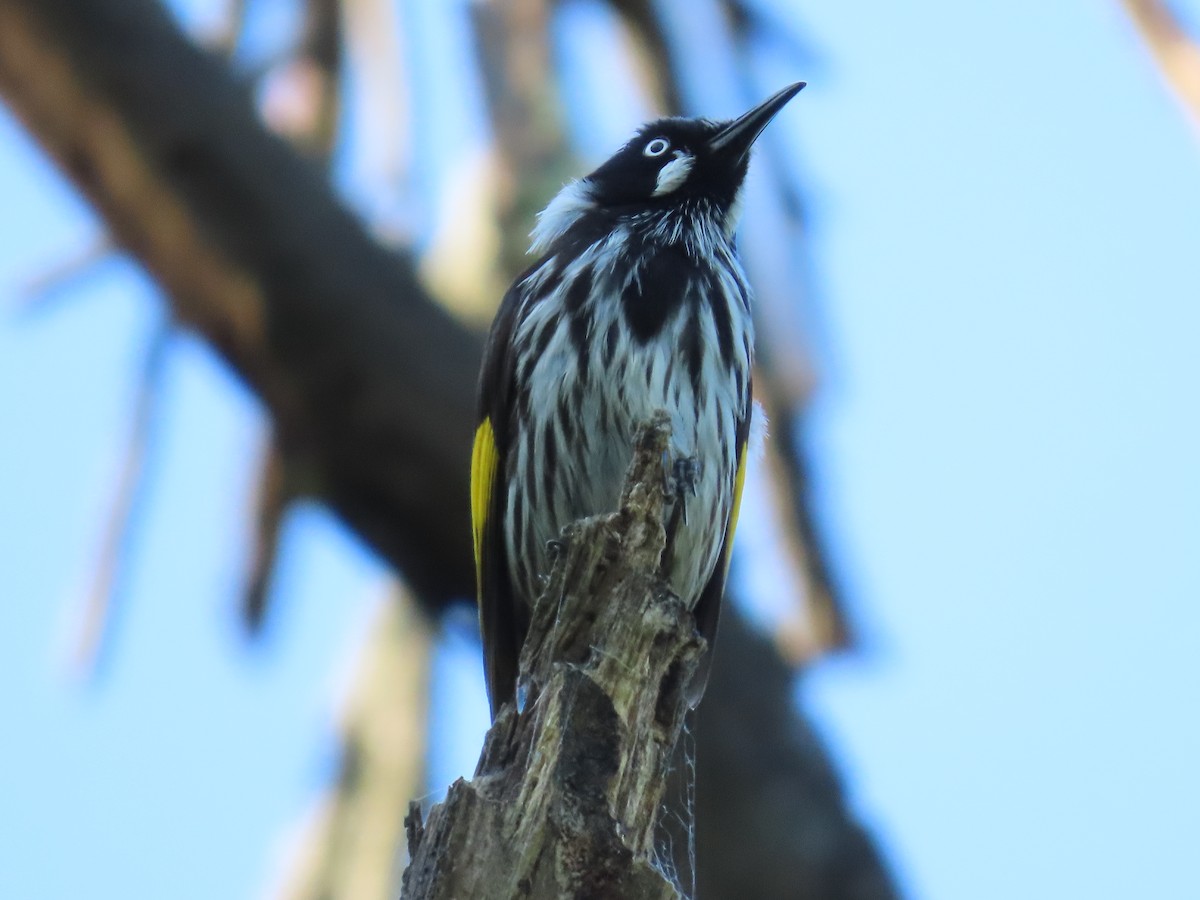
686, 389, 752, 706
473, 274, 533, 721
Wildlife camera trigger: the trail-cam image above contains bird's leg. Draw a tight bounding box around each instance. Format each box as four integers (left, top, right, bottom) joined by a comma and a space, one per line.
667, 456, 701, 525
662, 454, 701, 576
667, 458, 700, 528
537, 537, 571, 591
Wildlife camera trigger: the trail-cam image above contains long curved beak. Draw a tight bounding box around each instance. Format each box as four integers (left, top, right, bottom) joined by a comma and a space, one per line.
707, 82, 805, 163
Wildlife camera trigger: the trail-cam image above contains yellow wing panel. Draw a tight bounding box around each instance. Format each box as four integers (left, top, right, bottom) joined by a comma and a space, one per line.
471, 418, 499, 598
723, 439, 749, 569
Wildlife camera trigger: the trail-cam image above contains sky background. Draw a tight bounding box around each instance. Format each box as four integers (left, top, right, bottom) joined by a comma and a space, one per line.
2, 1, 1199, 899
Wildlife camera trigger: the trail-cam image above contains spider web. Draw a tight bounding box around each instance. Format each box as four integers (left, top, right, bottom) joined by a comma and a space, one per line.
651, 714, 699, 899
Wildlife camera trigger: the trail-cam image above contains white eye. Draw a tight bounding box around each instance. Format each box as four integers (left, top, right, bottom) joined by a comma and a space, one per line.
643, 137, 670, 157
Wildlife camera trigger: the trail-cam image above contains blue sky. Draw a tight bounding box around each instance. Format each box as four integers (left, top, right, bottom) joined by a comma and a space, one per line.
796, 4, 1200, 898
2, 1, 1199, 898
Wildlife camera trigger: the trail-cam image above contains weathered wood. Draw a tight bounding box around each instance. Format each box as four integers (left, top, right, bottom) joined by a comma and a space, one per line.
403, 416, 697, 900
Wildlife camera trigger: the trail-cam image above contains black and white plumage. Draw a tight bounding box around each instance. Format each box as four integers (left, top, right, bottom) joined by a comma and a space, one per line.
471, 83, 805, 720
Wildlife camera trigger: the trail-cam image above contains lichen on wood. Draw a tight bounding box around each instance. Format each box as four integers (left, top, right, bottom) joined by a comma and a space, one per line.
403, 414, 700, 900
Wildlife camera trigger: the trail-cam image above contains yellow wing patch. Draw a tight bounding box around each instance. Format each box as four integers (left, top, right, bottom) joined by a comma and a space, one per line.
471, 418, 499, 598
723, 440, 749, 568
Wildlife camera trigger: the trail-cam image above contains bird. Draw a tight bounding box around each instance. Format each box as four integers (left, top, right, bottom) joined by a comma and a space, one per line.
471, 82, 805, 720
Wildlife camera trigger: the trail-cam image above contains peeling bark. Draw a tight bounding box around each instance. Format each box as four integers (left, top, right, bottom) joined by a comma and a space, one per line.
404, 418, 695, 900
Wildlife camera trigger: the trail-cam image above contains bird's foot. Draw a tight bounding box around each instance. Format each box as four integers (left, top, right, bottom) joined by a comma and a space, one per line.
665, 456, 701, 526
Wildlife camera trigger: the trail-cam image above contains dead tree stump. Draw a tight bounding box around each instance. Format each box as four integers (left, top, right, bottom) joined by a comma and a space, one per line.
403, 414, 701, 899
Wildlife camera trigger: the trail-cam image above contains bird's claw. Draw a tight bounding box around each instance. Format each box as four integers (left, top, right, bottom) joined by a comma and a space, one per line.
666, 456, 701, 526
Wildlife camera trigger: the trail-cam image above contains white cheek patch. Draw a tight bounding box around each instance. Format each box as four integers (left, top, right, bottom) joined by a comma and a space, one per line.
652, 152, 695, 197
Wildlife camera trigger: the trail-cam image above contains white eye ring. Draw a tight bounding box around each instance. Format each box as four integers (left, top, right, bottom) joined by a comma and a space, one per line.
644, 137, 670, 157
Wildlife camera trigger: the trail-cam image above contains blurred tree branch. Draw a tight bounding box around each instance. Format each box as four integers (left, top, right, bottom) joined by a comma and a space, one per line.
0, 0, 898, 897
0, 0, 479, 608
279, 589, 431, 900
1121, 0, 1200, 135
691, 612, 896, 900
242, 0, 342, 635
32, 0, 249, 672
69, 322, 171, 674
470, 0, 576, 283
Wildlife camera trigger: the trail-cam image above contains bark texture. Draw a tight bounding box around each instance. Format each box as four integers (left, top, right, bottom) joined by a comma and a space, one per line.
403, 418, 694, 900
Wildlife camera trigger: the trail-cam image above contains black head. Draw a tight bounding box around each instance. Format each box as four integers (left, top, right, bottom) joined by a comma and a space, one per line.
529, 82, 804, 254
585, 82, 805, 213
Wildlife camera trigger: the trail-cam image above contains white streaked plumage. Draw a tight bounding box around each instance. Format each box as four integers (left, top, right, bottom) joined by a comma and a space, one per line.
476, 82, 806, 718
504, 196, 753, 608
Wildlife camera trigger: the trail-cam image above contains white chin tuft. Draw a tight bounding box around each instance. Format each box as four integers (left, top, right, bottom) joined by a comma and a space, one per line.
723, 182, 747, 237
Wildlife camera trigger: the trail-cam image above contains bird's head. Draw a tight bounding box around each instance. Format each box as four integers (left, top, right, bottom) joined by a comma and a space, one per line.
531, 82, 805, 254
